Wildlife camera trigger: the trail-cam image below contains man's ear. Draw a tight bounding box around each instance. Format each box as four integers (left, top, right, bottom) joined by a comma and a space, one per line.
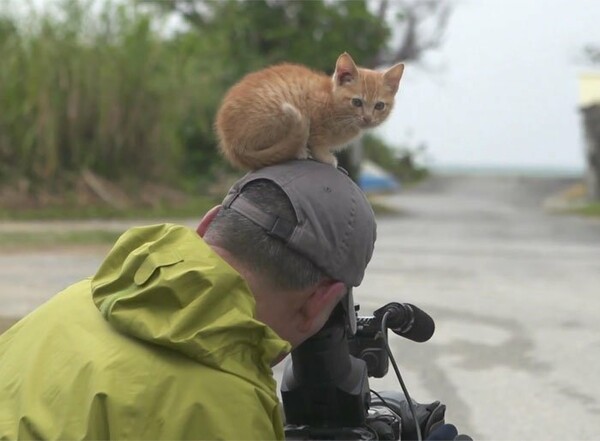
297, 281, 347, 335
196, 205, 222, 237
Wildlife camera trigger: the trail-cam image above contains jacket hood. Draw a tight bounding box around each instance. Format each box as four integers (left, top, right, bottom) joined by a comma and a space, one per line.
91, 224, 291, 385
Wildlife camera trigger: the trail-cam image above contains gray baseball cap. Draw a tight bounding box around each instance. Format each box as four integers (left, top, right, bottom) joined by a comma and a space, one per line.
221, 159, 377, 334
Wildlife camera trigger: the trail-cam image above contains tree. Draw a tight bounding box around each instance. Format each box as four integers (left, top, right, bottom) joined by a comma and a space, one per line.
367, 0, 451, 67
583, 44, 600, 65
144, 0, 451, 68
143, 0, 390, 75
143, 0, 452, 180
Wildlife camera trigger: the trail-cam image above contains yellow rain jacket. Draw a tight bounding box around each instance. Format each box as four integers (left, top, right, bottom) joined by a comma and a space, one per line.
0, 224, 291, 440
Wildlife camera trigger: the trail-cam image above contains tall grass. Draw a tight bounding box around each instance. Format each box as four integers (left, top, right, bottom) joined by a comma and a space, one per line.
0, 0, 226, 189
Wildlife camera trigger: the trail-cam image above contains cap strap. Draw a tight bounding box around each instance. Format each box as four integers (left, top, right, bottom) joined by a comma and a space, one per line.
227, 194, 295, 242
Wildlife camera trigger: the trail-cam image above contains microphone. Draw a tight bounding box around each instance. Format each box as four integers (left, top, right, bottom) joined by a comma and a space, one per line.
374, 302, 435, 342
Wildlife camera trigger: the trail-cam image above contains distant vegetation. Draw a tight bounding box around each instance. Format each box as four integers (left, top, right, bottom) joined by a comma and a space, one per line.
362, 134, 429, 183
0, 1, 227, 190
0, 0, 440, 216
575, 203, 600, 217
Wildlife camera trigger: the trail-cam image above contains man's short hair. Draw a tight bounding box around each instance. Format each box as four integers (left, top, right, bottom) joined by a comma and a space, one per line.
210, 160, 376, 334
204, 180, 326, 291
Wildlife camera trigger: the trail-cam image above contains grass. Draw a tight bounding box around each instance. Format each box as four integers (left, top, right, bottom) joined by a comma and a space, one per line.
0, 190, 401, 248
368, 195, 404, 217
0, 196, 218, 247
544, 182, 600, 218
0, 230, 122, 247
0, 2, 225, 186
0, 196, 218, 221
574, 203, 600, 217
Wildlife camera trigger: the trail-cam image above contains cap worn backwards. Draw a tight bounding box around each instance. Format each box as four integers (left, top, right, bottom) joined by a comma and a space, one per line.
221, 159, 377, 288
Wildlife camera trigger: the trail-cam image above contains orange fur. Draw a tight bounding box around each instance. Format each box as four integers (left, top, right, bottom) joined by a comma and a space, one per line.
215, 52, 404, 170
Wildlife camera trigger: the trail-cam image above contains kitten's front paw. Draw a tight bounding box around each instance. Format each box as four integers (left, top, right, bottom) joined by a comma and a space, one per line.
310, 149, 338, 167
296, 147, 310, 160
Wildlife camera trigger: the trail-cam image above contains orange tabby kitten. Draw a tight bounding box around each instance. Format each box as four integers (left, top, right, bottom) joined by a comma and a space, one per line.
215, 52, 404, 170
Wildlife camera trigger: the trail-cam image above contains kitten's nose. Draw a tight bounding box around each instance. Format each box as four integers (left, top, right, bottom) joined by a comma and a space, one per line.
362, 115, 372, 124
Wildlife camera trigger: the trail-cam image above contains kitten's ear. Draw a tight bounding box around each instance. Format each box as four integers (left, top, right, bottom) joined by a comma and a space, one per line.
383, 63, 405, 94
334, 52, 359, 86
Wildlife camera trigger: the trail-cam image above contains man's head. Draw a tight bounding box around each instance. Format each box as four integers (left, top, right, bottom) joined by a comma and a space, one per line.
198, 160, 376, 348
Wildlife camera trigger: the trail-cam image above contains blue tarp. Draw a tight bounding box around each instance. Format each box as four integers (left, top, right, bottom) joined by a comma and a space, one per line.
358, 161, 401, 193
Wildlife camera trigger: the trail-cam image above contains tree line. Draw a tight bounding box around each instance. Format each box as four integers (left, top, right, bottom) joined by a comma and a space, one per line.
0, 0, 449, 194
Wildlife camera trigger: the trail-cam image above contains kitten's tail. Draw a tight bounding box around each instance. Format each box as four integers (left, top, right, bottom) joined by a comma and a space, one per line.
219, 103, 310, 170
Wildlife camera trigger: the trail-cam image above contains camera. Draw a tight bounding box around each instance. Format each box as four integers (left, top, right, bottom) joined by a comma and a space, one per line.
348, 314, 389, 379
281, 302, 447, 440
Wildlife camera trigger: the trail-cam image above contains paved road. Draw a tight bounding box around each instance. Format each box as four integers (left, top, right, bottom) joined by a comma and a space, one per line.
1, 174, 600, 440
342, 174, 600, 440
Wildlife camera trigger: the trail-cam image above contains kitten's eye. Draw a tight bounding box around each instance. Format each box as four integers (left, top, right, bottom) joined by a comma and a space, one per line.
374, 102, 385, 111
351, 98, 363, 107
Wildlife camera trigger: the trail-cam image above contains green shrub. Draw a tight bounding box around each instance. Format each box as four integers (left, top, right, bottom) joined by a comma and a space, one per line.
0, 0, 228, 190
362, 134, 428, 183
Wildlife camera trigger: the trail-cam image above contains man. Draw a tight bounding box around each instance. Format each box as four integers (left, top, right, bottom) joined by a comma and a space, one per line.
0, 159, 376, 440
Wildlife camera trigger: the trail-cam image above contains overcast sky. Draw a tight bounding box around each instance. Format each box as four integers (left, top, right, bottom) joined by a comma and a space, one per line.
376, 0, 600, 172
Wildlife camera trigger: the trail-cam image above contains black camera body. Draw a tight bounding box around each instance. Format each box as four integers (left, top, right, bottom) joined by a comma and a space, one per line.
348, 316, 390, 379
281, 305, 370, 430
281, 303, 447, 440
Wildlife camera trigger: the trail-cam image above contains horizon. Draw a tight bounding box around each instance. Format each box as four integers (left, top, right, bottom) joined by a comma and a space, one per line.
376, 0, 600, 171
